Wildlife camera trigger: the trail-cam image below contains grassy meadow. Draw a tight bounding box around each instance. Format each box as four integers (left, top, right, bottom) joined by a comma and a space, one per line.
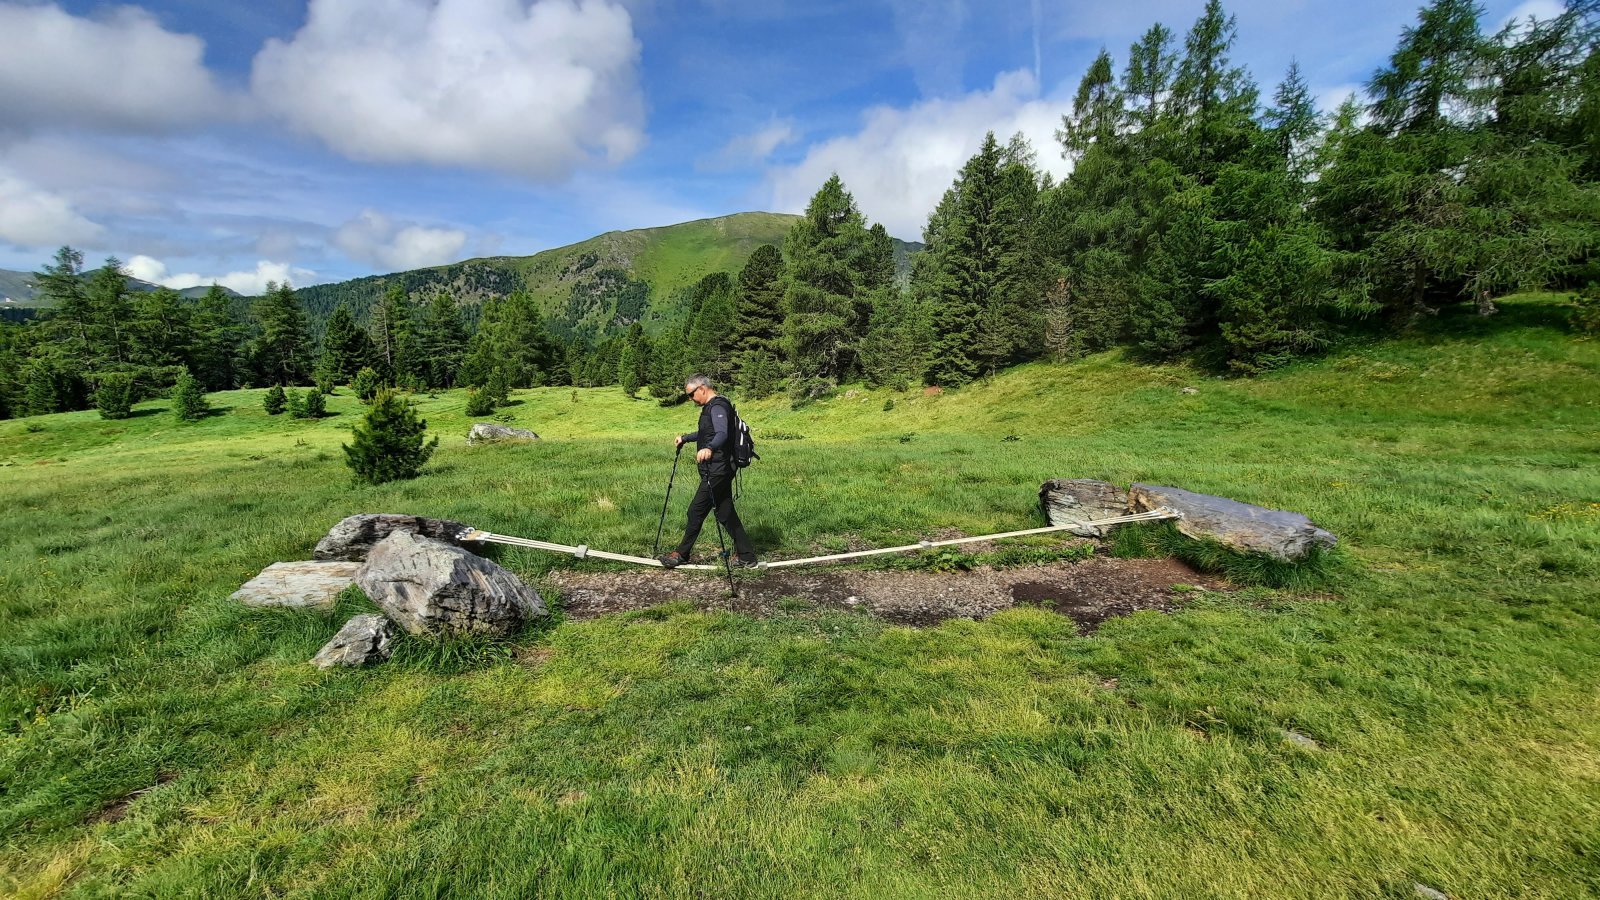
2, 295, 1598, 898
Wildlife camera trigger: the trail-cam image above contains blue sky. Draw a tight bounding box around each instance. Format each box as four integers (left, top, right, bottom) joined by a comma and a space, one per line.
0, 0, 1560, 293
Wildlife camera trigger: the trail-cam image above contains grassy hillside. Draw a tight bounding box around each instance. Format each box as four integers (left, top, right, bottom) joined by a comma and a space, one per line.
2, 295, 1598, 897
293, 212, 922, 343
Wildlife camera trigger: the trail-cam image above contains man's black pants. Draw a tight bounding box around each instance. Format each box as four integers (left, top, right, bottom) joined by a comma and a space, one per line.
675, 467, 754, 559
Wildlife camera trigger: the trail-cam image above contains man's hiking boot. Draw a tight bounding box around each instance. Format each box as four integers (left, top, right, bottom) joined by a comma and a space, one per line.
659, 551, 688, 569
730, 555, 760, 569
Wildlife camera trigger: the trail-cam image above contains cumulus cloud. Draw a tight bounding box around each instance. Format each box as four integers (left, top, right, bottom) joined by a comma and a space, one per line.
0, 167, 105, 248
333, 210, 469, 270
766, 70, 1071, 240
0, 3, 232, 134
251, 0, 644, 180
126, 255, 316, 295
702, 119, 798, 170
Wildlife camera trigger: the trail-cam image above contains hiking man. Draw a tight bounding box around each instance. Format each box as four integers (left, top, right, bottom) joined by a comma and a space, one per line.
659, 375, 758, 569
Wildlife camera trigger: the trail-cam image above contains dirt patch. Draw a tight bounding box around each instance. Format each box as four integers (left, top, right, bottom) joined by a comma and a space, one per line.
549, 555, 1228, 632
89, 772, 178, 824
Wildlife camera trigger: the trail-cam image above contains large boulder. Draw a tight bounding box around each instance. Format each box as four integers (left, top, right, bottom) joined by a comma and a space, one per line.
1039, 479, 1131, 537
312, 614, 396, 669
314, 514, 476, 562
468, 423, 539, 445
231, 561, 361, 610
1128, 484, 1337, 562
356, 531, 546, 637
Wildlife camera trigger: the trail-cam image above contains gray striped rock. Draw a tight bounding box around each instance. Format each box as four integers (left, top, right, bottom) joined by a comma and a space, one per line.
312, 614, 395, 669
468, 423, 539, 444
314, 514, 476, 562
231, 561, 361, 610
356, 531, 545, 638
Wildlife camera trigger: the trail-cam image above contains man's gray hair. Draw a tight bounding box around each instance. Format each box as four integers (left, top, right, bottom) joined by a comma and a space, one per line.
685, 375, 712, 391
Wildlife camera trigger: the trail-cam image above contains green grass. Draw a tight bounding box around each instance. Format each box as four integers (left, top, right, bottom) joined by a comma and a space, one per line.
3, 294, 1599, 897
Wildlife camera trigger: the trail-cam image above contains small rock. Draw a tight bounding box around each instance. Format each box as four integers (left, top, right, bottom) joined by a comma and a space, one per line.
1181, 386, 1199, 395
312, 614, 395, 669
1039, 479, 1131, 537
845, 389, 859, 399
467, 423, 540, 445
1282, 729, 1321, 750
231, 561, 361, 610
357, 531, 546, 638
1129, 484, 1337, 562
313, 514, 477, 562
1414, 883, 1450, 900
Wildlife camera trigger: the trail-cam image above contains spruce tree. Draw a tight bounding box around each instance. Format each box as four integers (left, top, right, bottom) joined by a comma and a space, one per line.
319, 304, 374, 384
263, 384, 287, 415
343, 389, 439, 484
190, 285, 243, 392
458, 293, 559, 388
781, 174, 874, 381
132, 287, 195, 369
618, 323, 650, 397
38, 247, 92, 373
170, 368, 209, 421
252, 281, 312, 386
418, 294, 468, 388
353, 366, 382, 403
732, 243, 785, 385
370, 287, 424, 384
95, 373, 135, 420
685, 272, 738, 383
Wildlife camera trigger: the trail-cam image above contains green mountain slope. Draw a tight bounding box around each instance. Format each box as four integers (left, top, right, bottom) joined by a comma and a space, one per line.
294, 212, 923, 343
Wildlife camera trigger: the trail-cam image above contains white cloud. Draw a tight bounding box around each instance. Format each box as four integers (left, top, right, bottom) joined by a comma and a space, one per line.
251, 0, 644, 180
0, 3, 232, 134
333, 210, 468, 270
126, 255, 316, 295
703, 119, 798, 170
766, 70, 1071, 240
1501, 0, 1565, 27
0, 167, 105, 248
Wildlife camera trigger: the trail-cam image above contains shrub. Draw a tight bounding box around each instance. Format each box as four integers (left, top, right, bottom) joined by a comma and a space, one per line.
316, 372, 336, 395
353, 367, 382, 403
788, 376, 835, 409
263, 385, 287, 415
1570, 284, 1600, 335
170, 369, 209, 421
464, 387, 496, 417
343, 389, 439, 484
882, 398, 895, 412
292, 388, 326, 419
95, 373, 136, 420
485, 368, 511, 407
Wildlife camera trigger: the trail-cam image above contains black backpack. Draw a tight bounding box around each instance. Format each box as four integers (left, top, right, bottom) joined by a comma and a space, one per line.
711, 396, 759, 469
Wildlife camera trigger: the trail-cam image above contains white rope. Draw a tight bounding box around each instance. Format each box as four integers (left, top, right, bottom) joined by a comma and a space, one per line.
459, 508, 1178, 572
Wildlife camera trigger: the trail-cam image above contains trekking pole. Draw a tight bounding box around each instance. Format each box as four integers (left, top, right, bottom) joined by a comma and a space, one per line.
653, 443, 684, 557
714, 519, 738, 598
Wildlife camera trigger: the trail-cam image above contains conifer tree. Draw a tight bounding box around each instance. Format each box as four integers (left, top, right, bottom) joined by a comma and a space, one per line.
343, 389, 439, 484
782, 174, 874, 381
353, 366, 382, 403
685, 272, 738, 383
618, 323, 650, 396
732, 244, 785, 385
190, 285, 243, 392
418, 294, 468, 388
263, 384, 287, 415
318, 304, 374, 384
84, 259, 135, 369
458, 293, 559, 388
95, 373, 135, 420
369, 287, 423, 384
132, 287, 195, 369
38, 247, 91, 372
169, 368, 209, 421
252, 281, 312, 385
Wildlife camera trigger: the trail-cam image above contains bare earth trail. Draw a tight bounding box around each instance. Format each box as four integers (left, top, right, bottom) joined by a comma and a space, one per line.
549, 554, 1231, 630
